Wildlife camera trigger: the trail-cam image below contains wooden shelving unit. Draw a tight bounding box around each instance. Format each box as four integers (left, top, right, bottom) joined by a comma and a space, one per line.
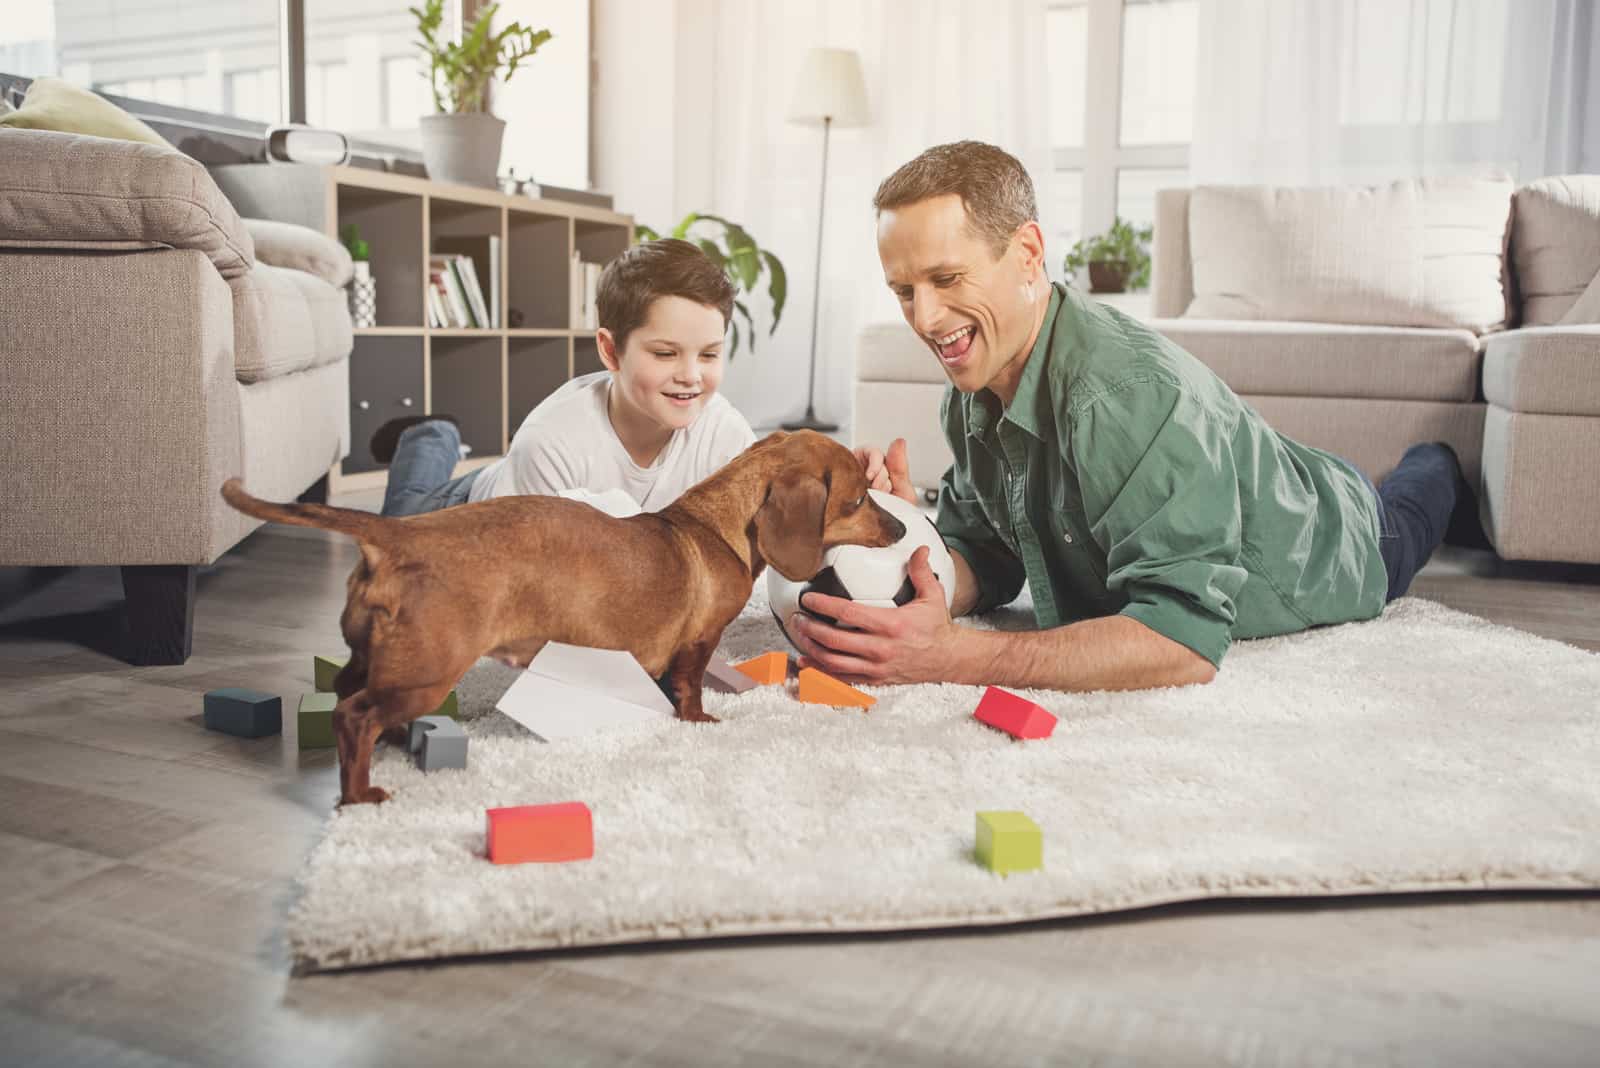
211, 164, 632, 493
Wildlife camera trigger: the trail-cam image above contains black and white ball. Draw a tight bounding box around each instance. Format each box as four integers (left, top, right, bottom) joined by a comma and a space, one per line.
768, 489, 957, 648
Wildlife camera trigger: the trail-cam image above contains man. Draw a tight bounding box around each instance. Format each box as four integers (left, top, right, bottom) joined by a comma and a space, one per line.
787, 141, 1466, 691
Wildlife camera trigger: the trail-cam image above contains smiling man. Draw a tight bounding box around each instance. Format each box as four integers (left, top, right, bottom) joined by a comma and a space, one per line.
787, 140, 1469, 691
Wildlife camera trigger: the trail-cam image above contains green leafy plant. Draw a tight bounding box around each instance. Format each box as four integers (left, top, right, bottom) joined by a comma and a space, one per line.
1062, 216, 1154, 292
339, 223, 370, 262
635, 213, 788, 360
410, 0, 552, 114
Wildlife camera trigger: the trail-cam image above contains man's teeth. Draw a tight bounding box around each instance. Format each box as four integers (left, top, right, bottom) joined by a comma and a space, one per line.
936, 326, 974, 346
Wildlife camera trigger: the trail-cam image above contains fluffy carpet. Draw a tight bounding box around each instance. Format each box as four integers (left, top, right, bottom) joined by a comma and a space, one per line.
288, 587, 1600, 972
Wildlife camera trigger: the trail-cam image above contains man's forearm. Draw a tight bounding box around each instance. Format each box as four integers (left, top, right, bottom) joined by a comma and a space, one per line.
949, 614, 1218, 691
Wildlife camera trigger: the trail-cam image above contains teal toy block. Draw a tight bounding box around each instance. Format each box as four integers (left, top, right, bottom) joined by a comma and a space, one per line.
975, 811, 1042, 876
408, 715, 468, 772
313, 654, 348, 693
297, 693, 338, 749
202, 688, 282, 739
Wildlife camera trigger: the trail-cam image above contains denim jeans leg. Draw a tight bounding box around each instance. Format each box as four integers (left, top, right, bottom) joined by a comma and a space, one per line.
381, 420, 479, 516
1372, 443, 1460, 601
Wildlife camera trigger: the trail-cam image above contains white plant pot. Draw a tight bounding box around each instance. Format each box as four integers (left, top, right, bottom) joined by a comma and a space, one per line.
418, 112, 506, 189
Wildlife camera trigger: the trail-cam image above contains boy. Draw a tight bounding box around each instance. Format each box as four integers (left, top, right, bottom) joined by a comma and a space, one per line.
371, 238, 756, 518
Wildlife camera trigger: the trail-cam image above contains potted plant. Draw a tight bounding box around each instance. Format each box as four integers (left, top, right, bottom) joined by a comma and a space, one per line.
1062, 216, 1154, 294
340, 223, 377, 328
410, 0, 552, 187
635, 213, 787, 360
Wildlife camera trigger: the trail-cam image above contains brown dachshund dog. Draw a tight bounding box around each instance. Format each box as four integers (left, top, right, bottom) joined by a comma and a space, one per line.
221, 430, 905, 805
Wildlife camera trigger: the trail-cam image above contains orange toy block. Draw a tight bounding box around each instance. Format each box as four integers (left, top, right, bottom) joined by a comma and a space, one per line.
797, 667, 875, 709
734, 651, 789, 685
486, 802, 594, 865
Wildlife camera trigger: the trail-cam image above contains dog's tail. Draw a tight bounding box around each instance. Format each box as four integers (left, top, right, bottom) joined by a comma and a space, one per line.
221, 478, 389, 542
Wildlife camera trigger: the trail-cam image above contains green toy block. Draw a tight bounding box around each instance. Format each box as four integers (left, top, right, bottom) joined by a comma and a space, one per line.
298, 692, 338, 749
432, 689, 459, 720
313, 654, 348, 693
975, 811, 1042, 876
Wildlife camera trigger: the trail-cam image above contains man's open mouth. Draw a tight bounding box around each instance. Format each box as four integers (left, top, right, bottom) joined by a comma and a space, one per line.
934, 325, 977, 364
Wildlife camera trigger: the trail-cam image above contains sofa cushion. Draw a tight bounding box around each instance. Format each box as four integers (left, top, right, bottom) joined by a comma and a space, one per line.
1152, 319, 1482, 403
0, 76, 169, 147
1186, 178, 1513, 333
1513, 176, 1600, 327
243, 218, 354, 289
231, 264, 354, 383
1480, 326, 1600, 417
0, 128, 254, 278
858, 322, 947, 384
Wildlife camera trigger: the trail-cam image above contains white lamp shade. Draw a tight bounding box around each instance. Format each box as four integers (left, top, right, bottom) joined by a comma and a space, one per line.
788, 47, 870, 127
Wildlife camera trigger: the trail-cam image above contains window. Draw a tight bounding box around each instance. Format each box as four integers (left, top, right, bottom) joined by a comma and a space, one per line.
306, 1, 457, 151
2, 0, 280, 121
1047, 0, 1196, 284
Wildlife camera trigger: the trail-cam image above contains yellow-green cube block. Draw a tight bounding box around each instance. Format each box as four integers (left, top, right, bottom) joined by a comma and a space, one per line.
975, 811, 1042, 875
313, 654, 347, 693
298, 692, 338, 749
432, 689, 459, 720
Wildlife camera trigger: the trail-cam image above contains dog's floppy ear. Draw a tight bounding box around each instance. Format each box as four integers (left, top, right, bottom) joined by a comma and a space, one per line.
754, 469, 828, 581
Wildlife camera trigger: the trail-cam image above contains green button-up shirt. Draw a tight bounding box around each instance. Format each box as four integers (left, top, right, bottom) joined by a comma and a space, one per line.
934, 283, 1387, 667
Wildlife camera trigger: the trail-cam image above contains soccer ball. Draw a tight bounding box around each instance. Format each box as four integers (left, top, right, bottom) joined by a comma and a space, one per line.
768, 489, 957, 648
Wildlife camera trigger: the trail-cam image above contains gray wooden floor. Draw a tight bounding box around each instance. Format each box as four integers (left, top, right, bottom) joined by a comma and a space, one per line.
2, 514, 1598, 1067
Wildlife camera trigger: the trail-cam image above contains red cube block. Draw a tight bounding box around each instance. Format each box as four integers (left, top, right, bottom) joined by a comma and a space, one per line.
973, 686, 1057, 740
486, 801, 594, 864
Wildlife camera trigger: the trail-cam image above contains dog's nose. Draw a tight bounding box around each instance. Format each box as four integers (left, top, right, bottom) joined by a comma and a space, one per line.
882, 513, 907, 543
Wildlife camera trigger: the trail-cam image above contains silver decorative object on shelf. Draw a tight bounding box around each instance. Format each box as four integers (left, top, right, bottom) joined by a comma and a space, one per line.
349, 261, 377, 328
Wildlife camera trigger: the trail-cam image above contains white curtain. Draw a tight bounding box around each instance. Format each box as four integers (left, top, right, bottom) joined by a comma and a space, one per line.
1190, 0, 1596, 186
598, 0, 1053, 435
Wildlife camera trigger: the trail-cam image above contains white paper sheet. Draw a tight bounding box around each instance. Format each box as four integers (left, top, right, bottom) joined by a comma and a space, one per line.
494, 642, 675, 742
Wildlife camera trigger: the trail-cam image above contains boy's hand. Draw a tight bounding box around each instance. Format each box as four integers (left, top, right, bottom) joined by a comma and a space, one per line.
852, 438, 916, 505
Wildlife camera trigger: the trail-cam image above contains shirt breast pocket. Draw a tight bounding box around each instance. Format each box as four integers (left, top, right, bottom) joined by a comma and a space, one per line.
1048, 480, 1110, 588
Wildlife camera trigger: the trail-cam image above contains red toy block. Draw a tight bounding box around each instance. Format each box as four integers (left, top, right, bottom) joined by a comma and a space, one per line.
797, 667, 875, 709
973, 686, 1057, 740
734, 650, 788, 685
486, 802, 593, 865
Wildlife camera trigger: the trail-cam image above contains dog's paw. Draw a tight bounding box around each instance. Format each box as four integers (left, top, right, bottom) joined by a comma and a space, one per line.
676, 710, 719, 724
340, 785, 392, 806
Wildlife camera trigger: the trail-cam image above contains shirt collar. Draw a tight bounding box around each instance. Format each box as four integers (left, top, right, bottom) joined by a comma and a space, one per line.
965, 283, 1063, 444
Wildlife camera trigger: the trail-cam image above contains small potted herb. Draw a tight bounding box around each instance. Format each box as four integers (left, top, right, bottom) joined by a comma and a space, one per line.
1062, 216, 1154, 294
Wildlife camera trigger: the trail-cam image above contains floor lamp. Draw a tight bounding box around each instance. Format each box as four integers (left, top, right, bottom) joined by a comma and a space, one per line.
782, 47, 870, 433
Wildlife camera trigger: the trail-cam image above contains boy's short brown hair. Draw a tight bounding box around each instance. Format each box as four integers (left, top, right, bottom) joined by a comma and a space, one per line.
596, 238, 737, 351
872, 140, 1038, 259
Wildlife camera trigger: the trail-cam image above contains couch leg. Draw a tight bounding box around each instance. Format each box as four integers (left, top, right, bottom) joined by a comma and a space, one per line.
297, 474, 330, 505
121, 564, 196, 665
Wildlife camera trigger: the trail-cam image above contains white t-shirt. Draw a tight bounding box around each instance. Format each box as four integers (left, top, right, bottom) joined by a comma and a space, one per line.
468, 372, 756, 513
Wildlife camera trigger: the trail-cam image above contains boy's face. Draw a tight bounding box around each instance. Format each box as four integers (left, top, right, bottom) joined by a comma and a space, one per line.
598, 295, 728, 434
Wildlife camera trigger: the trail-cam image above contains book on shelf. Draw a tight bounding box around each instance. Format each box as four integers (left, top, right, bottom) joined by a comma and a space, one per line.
426, 277, 450, 328
433, 237, 499, 328
569, 252, 605, 331
429, 254, 475, 328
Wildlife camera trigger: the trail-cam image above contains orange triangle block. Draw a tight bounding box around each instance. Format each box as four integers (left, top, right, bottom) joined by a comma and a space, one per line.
797, 667, 875, 709
734, 651, 789, 685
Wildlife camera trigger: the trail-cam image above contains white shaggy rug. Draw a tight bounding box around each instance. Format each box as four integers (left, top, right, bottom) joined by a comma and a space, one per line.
288, 587, 1600, 972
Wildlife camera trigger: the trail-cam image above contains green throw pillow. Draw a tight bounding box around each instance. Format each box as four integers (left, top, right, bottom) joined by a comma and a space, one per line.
0, 76, 169, 147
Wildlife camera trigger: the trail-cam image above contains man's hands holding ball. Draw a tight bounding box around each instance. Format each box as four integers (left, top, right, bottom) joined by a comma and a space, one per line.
786, 438, 965, 686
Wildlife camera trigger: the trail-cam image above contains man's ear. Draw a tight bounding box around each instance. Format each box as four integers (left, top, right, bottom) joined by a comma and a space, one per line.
1014, 220, 1047, 283
597, 328, 621, 372
753, 471, 828, 581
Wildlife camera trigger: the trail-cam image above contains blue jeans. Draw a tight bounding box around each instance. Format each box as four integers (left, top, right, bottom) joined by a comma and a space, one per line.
380, 420, 484, 517
1349, 443, 1460, 601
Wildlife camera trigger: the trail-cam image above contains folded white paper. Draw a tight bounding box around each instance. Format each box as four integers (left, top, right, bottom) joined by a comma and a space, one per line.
495, 642, 674, 741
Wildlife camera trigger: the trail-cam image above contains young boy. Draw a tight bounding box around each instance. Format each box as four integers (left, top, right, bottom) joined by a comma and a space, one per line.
372, 238, 756, 518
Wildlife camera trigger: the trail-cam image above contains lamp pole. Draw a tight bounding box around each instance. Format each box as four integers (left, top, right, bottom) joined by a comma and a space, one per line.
783, 114, 839, 433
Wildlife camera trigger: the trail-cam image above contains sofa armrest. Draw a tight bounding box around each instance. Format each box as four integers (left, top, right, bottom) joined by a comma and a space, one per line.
0, 128, 254, 279
0, 246, 243, 566
1151, 188, 1194, 319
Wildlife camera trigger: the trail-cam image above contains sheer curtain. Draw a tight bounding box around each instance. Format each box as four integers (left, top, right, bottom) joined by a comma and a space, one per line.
597, 0, 1053, 434
1190, 0, 1595, 185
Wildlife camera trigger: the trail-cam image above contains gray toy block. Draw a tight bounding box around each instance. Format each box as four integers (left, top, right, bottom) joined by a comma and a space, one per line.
703, 656, 758, 695
409, 715, 468, 772
202, 688, 282, 738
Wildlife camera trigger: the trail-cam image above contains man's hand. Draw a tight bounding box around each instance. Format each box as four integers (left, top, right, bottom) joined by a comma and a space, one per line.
786, 545, 966, 685
852, 438, 916, 505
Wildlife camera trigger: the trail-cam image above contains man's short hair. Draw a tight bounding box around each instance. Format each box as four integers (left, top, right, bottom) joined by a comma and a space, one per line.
597, 238, 736, 351
872, 140, 1038, 258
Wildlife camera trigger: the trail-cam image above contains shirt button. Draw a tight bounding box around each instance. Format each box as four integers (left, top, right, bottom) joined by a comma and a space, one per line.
1063, 531, 1074, 544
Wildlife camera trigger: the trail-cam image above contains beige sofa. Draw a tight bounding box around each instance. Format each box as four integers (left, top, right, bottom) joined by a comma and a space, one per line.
0, 128, 353, 663
854, 175, 1600, 564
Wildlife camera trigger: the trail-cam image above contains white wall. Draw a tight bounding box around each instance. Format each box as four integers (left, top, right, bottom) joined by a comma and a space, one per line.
496, 0, 590, 190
